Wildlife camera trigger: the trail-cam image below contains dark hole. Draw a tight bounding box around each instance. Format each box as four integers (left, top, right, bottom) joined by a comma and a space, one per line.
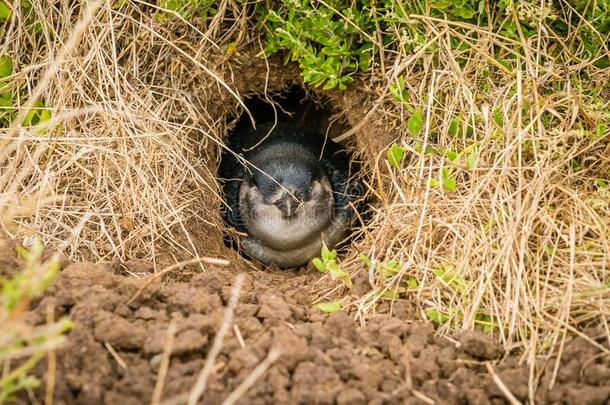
218, 86, 366, 268
230, 86, 342, 136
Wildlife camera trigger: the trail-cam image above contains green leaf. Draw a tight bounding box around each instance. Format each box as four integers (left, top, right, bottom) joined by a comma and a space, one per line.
474, 313, 497, 333
406, 278, 418, 289
440, 167, 457, 192
22, 101, 45, 126
455, 6, 475, 19
0, 55, 13, 78
359, 253, 371, 267
383, 288, 400, 300
466, 149, 477, 171
359, 49, 371, 71
425, 308, 449, 324
407, 109, 424, 136
595, 123, 607, 139
0, 95, 13, 123
38, 109, 51, 123
385, 260, 400, 271
432, 266, 464, 293
444, 149, 458, 161
390, 76, 408, 104
312, 258, 325, 272
327, 261, 352, 288
594, 179, 608, 189
382, 260, 401, 277
448, 118, 459, 137
15, 244, 30, 260
321, 244, 332, 261
424, 145, 439, 155
27, 21, 43, 35
0, 1, 10, 20
387, 143, 405, 169
493, 108, 503, 126
313, 299, 342, 313
442, 177, 456, 192
430, 1, 451, 10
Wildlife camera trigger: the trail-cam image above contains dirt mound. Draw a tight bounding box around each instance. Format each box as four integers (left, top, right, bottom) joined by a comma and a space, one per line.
17, 262, 610, 404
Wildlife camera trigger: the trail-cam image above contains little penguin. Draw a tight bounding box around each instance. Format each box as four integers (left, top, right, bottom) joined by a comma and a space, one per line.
220, 121, 360, 268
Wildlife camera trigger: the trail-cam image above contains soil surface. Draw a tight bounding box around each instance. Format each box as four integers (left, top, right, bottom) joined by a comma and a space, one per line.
4, 244, 610, 405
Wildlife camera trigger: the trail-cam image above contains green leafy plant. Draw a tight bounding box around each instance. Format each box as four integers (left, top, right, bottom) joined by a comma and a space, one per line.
429, 167, 457, 192
313, 244, 352, 288
466, 147, 478, 171
425, 308, 450, 324
313, 299, 344, 313
432, 265, 465, 294
407, 109, 424, 136
261, 3, 370, 90
359, 254, 419, 299
0, 55, 52, 129
387, 143, 406, 169
0, 54, 11, 77
0, 1, 10, 21
142, 0, 608, 94
0, 54, 14, 126
258, 0, 497, 89
154, 0, 222, 21
474, 313, 498, 333
381, 260, 401, 278
390, 76, 412, 106
426, 307, 498, 333
0, 240, 73, 402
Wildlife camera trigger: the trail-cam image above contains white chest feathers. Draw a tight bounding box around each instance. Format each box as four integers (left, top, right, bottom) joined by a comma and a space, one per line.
239, 178, 334, 251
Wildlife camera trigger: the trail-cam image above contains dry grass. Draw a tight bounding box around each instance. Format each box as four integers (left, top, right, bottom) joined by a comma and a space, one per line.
328, 13, 610, 362
0, 0, 242, 265
1, 0, 608, 367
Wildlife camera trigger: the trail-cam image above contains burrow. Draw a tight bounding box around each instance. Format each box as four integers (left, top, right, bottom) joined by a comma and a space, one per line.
174, 49, 394, 275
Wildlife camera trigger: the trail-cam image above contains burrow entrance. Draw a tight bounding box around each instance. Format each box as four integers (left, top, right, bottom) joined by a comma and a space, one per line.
216, 85, 368, 268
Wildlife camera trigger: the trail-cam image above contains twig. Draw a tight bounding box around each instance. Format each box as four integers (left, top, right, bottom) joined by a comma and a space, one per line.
485, 362, 522, 405
221, 348, 281, 405
233, 324, 246, 349
411, 390, 435, 405
104, 342, 127, 370
187, 274, 245, 405
151, 320, 178, 405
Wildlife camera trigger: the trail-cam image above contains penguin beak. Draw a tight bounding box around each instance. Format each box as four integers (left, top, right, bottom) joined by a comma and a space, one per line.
276, 194, 300, 218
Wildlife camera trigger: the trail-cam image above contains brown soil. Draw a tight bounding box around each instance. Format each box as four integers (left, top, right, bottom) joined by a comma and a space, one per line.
6, 245, 608, 405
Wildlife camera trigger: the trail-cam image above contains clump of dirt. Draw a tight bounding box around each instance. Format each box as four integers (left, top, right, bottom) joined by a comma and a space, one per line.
17, 258, 610, 405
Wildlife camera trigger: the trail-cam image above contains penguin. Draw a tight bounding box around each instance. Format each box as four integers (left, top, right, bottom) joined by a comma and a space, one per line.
219, 121, 360, 268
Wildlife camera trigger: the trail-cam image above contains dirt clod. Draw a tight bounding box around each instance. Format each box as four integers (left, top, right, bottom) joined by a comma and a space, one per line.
459, 330, 504, 360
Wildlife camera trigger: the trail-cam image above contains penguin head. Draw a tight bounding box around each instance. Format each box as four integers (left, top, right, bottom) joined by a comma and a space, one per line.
239, 156, 335, 251
248, 158, 326, 219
